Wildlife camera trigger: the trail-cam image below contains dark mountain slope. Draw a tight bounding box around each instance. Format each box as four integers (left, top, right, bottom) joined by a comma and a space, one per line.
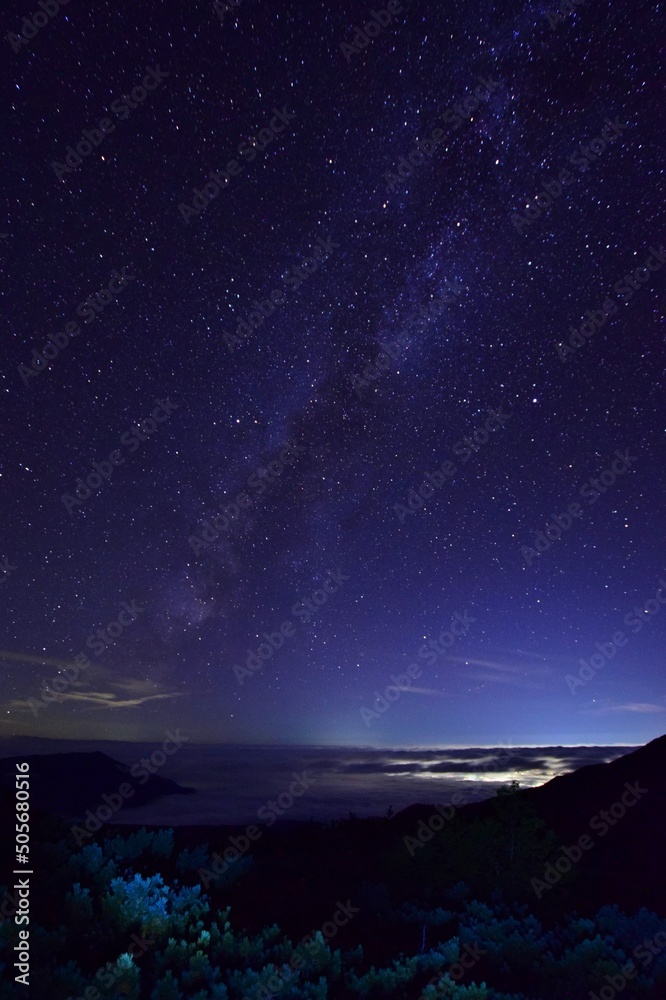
0, 750, 194, 819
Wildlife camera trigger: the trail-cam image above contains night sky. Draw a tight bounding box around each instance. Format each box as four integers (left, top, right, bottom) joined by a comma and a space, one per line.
1, 0, 664, 750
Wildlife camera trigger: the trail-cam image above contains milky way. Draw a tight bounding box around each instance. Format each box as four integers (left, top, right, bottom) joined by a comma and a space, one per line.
1, 0, 664, 748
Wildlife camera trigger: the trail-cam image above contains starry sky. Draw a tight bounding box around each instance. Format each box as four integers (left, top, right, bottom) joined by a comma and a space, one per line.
1, 0, 664, 750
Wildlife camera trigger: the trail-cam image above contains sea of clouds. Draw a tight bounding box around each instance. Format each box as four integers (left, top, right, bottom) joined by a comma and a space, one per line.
0, 738, 636, 825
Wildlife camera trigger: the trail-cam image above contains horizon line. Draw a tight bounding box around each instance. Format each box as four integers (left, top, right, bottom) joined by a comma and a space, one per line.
0, 736, 648, 750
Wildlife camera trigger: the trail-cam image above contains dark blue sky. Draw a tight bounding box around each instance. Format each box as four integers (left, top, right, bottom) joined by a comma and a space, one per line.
1, 0, 664, 748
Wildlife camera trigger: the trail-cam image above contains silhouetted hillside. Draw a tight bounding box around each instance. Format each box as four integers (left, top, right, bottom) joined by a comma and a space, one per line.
2, 739, 665, 999
396, 734, 666, 914
0, 750, 194, 819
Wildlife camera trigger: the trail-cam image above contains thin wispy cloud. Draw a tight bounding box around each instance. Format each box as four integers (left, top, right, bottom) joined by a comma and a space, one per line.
397, 686, 449, 697
0, 650, 79, 670
444, 655, 551, 676
468, 673, 545, 690
2, 663, 184, 714
581, 701, 666, 715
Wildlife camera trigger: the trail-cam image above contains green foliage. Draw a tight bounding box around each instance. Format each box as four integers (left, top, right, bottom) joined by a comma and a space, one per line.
24, 816, 666, 1000
495, 780, 521, 798
412, 794, 560, 902
102, 872, 170, 935
150, 969, 181, 1000
64, 882, 94, 924
176, 843, 210, 874
420, 980, 490, 999
199, 852, 255, 889
113, 952, 141, 999
347, 943, 461, 996
68, 842, 118, 886
394, 902, 455, 926
104, 827, 174, 862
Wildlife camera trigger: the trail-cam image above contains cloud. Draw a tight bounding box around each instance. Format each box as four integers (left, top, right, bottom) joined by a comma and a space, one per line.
582, 701, 666, 715
397, 686, 448, 697
444, 655, 551, 685
501, 647, 572, 665
66, 691, 185, 711
0, 650, 79, 670
5, 690, 185, 713
466, 670, 546, 690
2, 663, 185, 715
